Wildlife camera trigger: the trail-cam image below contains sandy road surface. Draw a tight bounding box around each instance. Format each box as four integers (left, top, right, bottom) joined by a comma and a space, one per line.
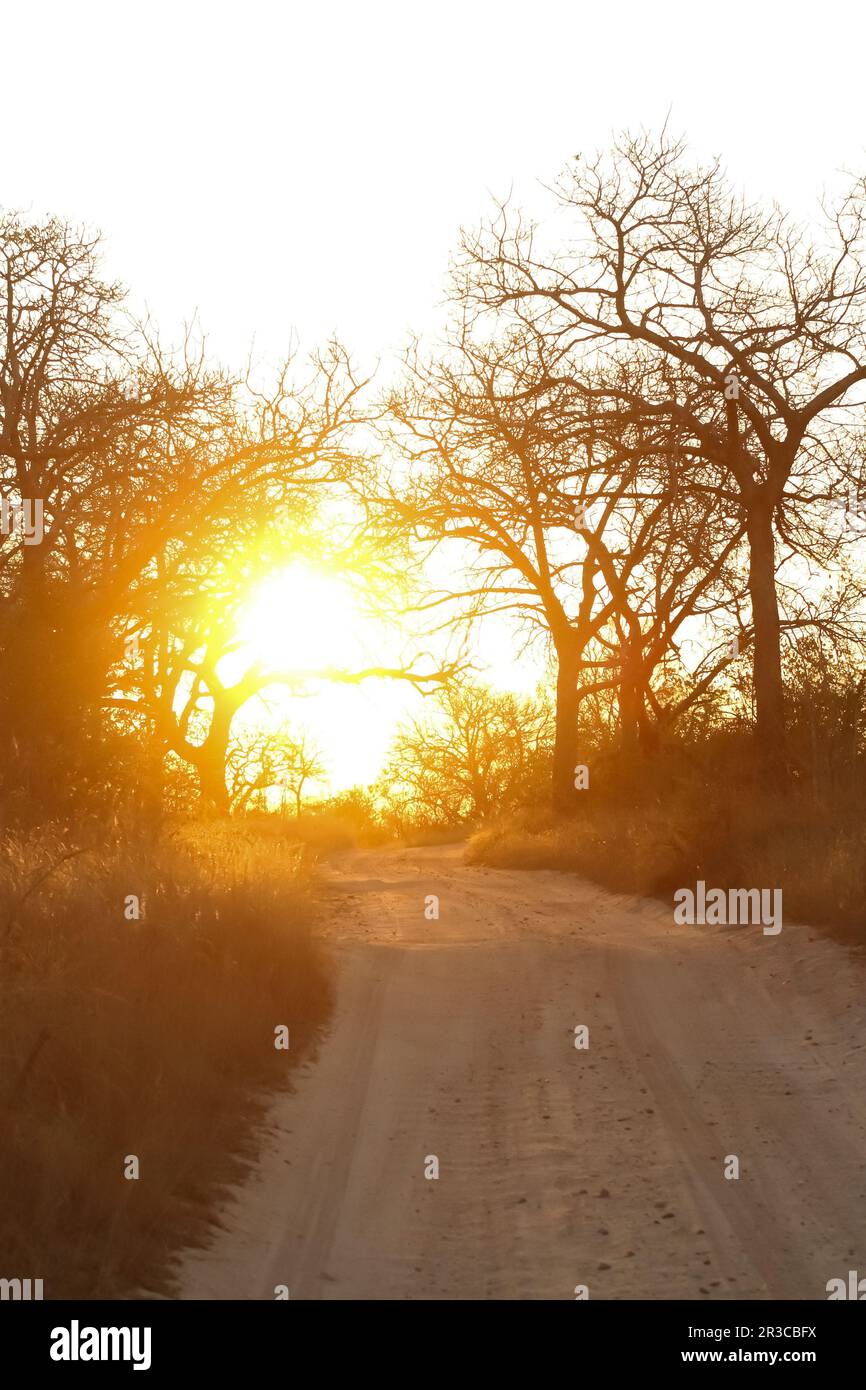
176, 845, 866, 1300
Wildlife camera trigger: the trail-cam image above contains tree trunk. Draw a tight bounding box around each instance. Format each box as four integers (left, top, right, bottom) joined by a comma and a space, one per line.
1, 577, 112, 820
747, 503, 786, 779
551, 643, 580, 815
618, 638, 642, 753
198, 755, 230, 815
196, 703, 233, 814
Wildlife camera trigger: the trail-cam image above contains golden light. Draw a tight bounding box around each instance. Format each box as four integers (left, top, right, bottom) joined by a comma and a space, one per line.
228, 563, 422, 794
227, 562, 542, 797
236, 563, 362, 673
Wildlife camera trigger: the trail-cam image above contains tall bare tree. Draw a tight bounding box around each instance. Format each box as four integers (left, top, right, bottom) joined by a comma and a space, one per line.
383, 323, 743, 810
458, 130, 866, 778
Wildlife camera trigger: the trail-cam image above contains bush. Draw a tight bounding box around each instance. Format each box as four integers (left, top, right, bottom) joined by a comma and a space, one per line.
467, 735, 866, 944
0, 822, 334, 1297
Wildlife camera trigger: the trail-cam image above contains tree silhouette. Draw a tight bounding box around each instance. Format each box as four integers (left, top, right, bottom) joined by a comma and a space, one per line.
458, 129, 866, 780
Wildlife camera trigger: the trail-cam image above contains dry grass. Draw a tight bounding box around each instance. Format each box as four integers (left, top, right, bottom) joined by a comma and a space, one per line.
0, 822, 334, 1298
467, 746, 866, 945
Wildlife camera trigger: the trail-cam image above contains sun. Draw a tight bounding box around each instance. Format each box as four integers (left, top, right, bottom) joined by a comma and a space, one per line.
229, 563, 421, 793
227, 562, 542, 796
236, 563, 362, 673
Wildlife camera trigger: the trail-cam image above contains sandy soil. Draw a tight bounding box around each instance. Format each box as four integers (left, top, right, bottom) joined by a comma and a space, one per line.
174, 844, 866, 1300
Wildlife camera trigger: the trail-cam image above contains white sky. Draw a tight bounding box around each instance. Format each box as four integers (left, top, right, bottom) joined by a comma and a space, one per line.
5, 0, 865, 373
6, 0, 864, 789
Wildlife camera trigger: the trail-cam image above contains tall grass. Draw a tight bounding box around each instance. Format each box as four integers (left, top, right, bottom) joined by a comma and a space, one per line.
467, 734, 866, 944
0, 823, 334, 1298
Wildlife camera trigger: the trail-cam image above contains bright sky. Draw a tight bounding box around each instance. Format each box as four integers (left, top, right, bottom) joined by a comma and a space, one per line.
6, 0, 865, 372
7, 0, 864, 791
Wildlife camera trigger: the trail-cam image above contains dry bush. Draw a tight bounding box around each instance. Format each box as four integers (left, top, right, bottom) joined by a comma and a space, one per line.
0, 823, 334, 1297
467, 739, 866, 945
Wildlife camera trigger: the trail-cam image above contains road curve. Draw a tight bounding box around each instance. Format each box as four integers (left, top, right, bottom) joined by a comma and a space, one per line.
175, 844, 866, 1300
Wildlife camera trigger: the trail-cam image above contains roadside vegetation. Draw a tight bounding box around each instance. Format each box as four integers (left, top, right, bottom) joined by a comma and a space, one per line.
0, 824, 333, 1298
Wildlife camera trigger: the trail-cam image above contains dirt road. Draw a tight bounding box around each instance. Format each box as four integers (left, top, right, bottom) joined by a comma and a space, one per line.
175, 845, 866, 1300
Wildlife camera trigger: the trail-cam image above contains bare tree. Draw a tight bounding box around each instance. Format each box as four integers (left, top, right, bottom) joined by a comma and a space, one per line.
283, 731, 326, 816
227, 726, 325, 815
381, 683, 551, 826
458, 129, 866, 779
382, 323, 744, 810
0, 209, 382, 819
